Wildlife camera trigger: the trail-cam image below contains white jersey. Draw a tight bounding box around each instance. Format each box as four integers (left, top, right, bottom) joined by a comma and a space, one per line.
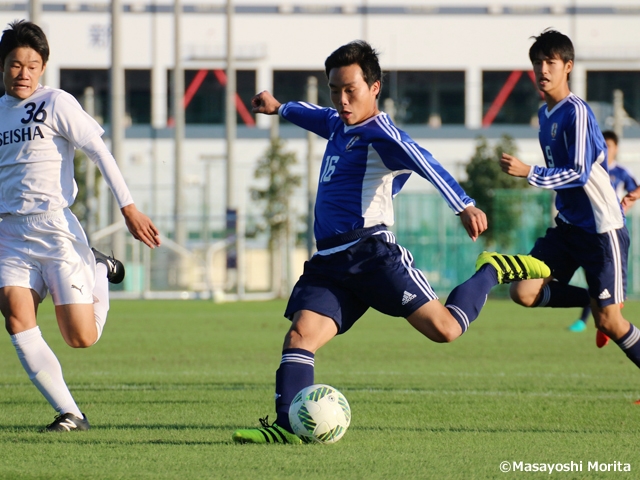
0, 85, 113, 215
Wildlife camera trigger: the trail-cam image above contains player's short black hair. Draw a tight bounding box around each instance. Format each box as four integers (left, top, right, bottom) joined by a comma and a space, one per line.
602, 130, 619, 145
324, 40, 382, 98
528, 29, 574, 65
0, 20, 49, 66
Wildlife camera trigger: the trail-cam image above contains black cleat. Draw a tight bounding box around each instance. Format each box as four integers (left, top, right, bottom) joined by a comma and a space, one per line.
44, 413, 90, 432
92, 248, 125, 284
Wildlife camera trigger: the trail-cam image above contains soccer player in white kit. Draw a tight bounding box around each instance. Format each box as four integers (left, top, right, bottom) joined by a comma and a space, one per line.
0, 20, 161, 431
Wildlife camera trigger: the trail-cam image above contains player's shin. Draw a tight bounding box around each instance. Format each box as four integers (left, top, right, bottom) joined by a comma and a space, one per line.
11, 326, 83, 417
92, 262, 110, 344
444, 264, 499, 334
275, 348, 315, 433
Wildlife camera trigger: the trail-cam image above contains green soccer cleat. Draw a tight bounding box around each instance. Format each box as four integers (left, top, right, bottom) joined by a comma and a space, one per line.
232, 417, 302, 445
476, 251, 551, 284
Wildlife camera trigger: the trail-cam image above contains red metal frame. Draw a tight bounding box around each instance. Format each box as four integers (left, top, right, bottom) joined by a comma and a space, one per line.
168, 69, 256, 127
481, 70, 544, 127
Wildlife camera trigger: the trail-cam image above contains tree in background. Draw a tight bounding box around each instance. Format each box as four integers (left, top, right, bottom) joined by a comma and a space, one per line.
460, 135, 528, 249
71, 150, 101, 235
251, 138, 301, 297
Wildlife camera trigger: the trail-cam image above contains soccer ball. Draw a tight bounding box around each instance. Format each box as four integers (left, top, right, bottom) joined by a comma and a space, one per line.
288, 384, 351, 444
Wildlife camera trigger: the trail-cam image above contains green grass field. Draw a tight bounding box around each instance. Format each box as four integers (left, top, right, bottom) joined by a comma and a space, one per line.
1, 298, 639, 479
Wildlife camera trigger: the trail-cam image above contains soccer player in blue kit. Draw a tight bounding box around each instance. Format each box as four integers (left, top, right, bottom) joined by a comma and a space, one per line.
232, 40, 550, 444
605, 131, 638, 205
568, 130, 637, 336
500, 30, 640, 378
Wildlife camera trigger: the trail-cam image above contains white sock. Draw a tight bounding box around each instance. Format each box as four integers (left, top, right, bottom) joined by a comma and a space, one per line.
11, 326, 83, 417
93, 262, 110, 344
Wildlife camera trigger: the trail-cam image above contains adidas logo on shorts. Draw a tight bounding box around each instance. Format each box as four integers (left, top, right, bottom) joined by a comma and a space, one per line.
598, 289, 611, 300
402, 291, 417, 305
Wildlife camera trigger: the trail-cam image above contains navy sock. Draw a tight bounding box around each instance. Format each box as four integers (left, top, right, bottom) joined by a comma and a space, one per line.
614, 324, 640, 369
275, 348, 314, 432
445, 264, 498, 334
533, 283, 590, 309
579, 305, 591, 323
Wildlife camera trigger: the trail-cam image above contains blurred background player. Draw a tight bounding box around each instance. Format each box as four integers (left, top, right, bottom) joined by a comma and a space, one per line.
499, 29, 640, 378
568, 130, 636, 339
606, 130, 638, 208
231, 40, 549, 444
0, 20, 161, 431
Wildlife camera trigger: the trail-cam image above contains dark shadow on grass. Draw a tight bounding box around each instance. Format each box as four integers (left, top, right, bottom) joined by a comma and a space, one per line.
0, 423, 240, 433
355, 425, 627, 435
69, 383, 271, 392
1, 422, 628, 438
0, 435, 232, 446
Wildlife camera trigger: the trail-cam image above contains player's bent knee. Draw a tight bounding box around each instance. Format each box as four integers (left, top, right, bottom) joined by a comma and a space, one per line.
63, 332, 97, 348
408, 314, 461, 343
442, 324, 463, 343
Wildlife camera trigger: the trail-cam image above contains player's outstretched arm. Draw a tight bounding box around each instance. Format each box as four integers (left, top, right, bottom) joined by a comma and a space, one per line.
500, 153, 532, 178
121, 204, 161, 249
252, 91, 282, 115
459, 205, 487, 242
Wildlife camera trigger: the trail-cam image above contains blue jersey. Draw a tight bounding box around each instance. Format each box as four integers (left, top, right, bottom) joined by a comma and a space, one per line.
279, 102, 474, 242
609, 163, 638, 200
529, 93, 623, 234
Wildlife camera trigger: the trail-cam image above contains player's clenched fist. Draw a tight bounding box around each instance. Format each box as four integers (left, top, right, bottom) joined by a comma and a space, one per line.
251, 91, 282, 115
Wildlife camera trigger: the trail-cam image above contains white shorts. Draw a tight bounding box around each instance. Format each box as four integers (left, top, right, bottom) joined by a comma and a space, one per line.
0, 208, 96, 305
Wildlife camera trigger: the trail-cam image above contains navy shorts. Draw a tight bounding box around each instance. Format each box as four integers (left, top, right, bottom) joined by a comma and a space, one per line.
530, 218, 629, 307
284, 232, 438, 334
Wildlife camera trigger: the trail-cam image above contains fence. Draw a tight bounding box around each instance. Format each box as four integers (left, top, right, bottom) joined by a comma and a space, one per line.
97, 189, 640, 300
393, 189, 640, 299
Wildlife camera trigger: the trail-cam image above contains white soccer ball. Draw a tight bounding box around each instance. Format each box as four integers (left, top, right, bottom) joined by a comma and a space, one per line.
288, 384, 351, 444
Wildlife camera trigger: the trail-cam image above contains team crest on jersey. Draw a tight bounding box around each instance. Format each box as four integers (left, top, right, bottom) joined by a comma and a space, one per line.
345, 135, 360, 151
551, 123, 558, 138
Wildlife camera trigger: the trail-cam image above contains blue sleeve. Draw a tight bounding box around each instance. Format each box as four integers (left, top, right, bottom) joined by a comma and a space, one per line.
624, 170, 639, 193
528, 103, 597, 190
372, 130, 474, 214
279, 102, 339, 140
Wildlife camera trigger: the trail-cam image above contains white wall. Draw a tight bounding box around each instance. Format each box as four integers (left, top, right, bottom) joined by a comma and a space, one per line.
3, 2, 640, 238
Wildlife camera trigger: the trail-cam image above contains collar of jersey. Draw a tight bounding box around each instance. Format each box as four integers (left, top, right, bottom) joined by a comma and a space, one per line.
544, 92, 574, 118
0, 84, 44, 107
343, 112, 386, 132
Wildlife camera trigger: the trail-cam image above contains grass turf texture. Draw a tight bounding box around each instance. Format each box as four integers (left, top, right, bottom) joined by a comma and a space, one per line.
1, 299, 639, 479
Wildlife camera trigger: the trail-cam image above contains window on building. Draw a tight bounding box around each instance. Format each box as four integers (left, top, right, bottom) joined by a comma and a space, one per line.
381, 71, 465, 126
482, 71, 541, 125
60, 69, 110, 123
167, 69, 256, 125
59, 69, 151, 125
273, 70, 465, 126
273, 70, 330, 106
125, 70, 151, 124
587, 71, 640, 126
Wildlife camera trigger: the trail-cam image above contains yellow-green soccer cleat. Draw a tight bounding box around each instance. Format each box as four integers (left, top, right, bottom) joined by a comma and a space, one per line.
232, 417, 302, 445
475, 251, 551, 284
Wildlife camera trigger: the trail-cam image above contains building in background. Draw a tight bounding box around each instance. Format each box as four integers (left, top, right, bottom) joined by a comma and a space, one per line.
2, 1, 640, 295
